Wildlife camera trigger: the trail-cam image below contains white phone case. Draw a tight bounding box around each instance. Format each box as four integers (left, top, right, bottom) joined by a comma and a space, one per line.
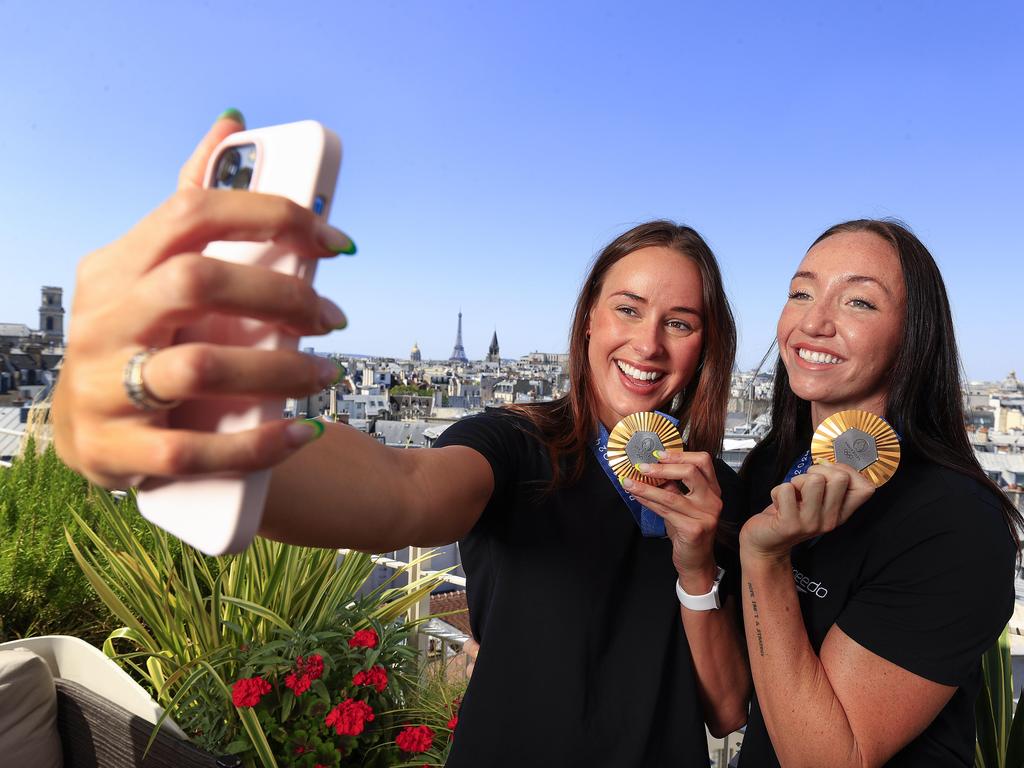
137, 121, 342, 555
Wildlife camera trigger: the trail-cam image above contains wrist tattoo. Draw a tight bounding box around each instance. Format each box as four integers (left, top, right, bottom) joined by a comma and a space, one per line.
747, 581, 765, 657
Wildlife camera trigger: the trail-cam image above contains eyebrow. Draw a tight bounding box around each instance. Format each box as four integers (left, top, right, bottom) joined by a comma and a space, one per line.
791, 270, 893, 298
610, 290, 703, 316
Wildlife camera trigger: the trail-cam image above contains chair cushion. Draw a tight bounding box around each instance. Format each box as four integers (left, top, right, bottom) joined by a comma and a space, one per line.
0, 648, 63, 768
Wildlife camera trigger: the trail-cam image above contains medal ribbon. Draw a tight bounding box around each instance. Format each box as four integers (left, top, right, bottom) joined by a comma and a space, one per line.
591, 411, 679, 538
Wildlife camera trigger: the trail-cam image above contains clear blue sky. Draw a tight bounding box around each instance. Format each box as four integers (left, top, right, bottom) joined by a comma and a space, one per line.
1, 1, 1020, 380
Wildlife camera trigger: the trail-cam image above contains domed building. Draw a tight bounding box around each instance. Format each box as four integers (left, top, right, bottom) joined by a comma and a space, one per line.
410, 341, 422, 363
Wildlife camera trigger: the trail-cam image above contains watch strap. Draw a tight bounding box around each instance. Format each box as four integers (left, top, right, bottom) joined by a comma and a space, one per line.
675, 566, 725, 611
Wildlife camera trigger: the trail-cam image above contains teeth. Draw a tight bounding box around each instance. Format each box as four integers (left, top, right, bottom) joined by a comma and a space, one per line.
616, 361, 664, 382
798, 348, 842, 365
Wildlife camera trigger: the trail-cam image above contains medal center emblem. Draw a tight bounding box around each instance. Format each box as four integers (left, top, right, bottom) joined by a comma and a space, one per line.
625, 431, 664, 465
832, 428, 878, 472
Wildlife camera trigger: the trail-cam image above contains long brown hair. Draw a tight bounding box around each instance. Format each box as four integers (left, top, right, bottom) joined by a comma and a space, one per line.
743, 219, 1023, 549
509, 220, 736, 488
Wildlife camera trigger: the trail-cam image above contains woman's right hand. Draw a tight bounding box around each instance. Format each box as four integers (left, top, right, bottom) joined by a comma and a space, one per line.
52, 113, 355, 489
739, 462, 875, 562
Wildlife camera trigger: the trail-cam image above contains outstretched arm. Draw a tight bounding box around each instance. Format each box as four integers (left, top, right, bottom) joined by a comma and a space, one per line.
52, 114, 494, 552
261, 427, 493, 551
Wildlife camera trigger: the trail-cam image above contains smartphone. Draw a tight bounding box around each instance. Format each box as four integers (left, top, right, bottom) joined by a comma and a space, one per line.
137, 120, 342, 555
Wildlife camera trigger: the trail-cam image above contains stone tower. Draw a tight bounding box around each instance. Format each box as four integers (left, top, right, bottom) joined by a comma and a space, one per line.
39, 286, 64, 344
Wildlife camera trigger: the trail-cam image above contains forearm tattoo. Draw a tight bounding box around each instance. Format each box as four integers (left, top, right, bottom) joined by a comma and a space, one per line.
747, 581, 765, 657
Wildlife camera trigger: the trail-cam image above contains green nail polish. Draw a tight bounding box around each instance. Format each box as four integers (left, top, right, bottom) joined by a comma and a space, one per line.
652, 450, 662, 460
302, 418, 325, 440
330, 239, 357, 256
218, 108, 245, 127
333, 318, 348, 331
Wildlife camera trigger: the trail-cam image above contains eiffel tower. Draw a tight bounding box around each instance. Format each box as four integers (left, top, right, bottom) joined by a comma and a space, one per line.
449, 310, 469, 363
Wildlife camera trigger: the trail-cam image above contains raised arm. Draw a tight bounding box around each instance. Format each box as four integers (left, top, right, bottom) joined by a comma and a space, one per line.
739, 464, 954, 767
624, 451, 751, 737
52, 114, 494, 552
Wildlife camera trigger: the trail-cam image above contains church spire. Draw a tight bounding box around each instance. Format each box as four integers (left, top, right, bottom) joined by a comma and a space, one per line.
486, 329, 500, 363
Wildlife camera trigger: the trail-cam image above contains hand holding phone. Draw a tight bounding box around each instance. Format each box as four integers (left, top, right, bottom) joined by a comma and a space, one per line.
137, 120, 343, 555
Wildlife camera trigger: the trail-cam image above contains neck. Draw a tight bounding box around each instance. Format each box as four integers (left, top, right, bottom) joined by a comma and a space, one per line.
810, 395, 887, 430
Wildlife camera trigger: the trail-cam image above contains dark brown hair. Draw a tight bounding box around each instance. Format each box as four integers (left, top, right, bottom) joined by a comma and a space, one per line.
743, 219, 1022, 548
509, 220, 737, 488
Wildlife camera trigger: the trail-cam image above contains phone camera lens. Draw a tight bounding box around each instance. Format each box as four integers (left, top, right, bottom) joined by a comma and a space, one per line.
215, 149, 242, 186
232, 166, 253, 189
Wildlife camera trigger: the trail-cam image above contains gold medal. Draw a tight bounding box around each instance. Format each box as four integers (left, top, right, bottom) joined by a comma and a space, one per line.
811, 409, 901, 487
606, 412, 684, 485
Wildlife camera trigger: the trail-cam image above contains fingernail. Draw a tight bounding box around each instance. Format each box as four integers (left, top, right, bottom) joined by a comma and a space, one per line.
636, 462, 651, 473
286, 418, 324, 446
319, 297, 347, 330
652, 450, 662, 460
621, 477, 635, 489
317, 222, 357, 255
218, 108, 246, 127
315, 356, 343, 387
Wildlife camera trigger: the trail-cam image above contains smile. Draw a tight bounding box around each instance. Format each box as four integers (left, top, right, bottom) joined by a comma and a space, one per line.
616, 360, 665, 382
797, 348, 843, 365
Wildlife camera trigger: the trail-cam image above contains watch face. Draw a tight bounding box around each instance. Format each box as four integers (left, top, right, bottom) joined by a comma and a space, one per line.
606, 411, 683, 485
811, 409, 901, 487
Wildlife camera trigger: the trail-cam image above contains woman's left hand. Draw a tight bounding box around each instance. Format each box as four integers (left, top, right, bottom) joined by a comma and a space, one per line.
739, 462, 875, 562
623, 450, 723, 585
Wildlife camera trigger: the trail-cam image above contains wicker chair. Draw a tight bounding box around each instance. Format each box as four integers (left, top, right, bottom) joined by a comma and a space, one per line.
55, 678, 223, 768
0, 636, 227, 768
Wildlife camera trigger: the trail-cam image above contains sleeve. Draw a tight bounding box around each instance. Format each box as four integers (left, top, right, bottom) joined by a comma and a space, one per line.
834, 493, 1016, 687
713, 459, 745, 603
432, 408, 527, 501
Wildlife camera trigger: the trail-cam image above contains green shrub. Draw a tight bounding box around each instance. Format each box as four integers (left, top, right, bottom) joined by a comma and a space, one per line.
0, 436, 145, 643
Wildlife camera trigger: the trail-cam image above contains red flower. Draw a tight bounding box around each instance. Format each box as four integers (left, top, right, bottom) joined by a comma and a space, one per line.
349, 628, 379, 649
285, 669, 311, 696
447, 697, 461, 739
395, 724, 434, 754
352, 664, 388, 693
325, 698, 375, 736
301, 654, 325, 679
285, 654, 325, 696
231, 676, 272, 708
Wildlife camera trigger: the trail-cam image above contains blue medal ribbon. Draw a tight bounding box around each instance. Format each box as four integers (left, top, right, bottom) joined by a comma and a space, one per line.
784, 449, 814, 483
591, 411, 679, 538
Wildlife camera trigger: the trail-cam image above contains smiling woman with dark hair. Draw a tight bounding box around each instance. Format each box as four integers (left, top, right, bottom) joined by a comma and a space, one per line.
737, 220, 1021, 767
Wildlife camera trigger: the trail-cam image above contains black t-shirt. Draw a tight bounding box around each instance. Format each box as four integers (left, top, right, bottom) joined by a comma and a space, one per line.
738, 447, 1016, 768
434, 408, 743, 767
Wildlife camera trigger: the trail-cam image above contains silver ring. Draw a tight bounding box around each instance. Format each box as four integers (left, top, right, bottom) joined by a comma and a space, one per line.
122, 348, 181, 411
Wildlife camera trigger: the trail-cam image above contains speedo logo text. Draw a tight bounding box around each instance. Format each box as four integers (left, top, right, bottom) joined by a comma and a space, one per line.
792, 568, 829, 598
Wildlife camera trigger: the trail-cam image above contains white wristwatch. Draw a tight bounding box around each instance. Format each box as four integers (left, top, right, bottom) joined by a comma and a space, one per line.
675, 566, 725, 611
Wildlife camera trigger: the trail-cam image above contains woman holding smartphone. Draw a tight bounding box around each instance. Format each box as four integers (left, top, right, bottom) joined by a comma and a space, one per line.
52, 113, 751, 766
736, 220, 1020, 766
